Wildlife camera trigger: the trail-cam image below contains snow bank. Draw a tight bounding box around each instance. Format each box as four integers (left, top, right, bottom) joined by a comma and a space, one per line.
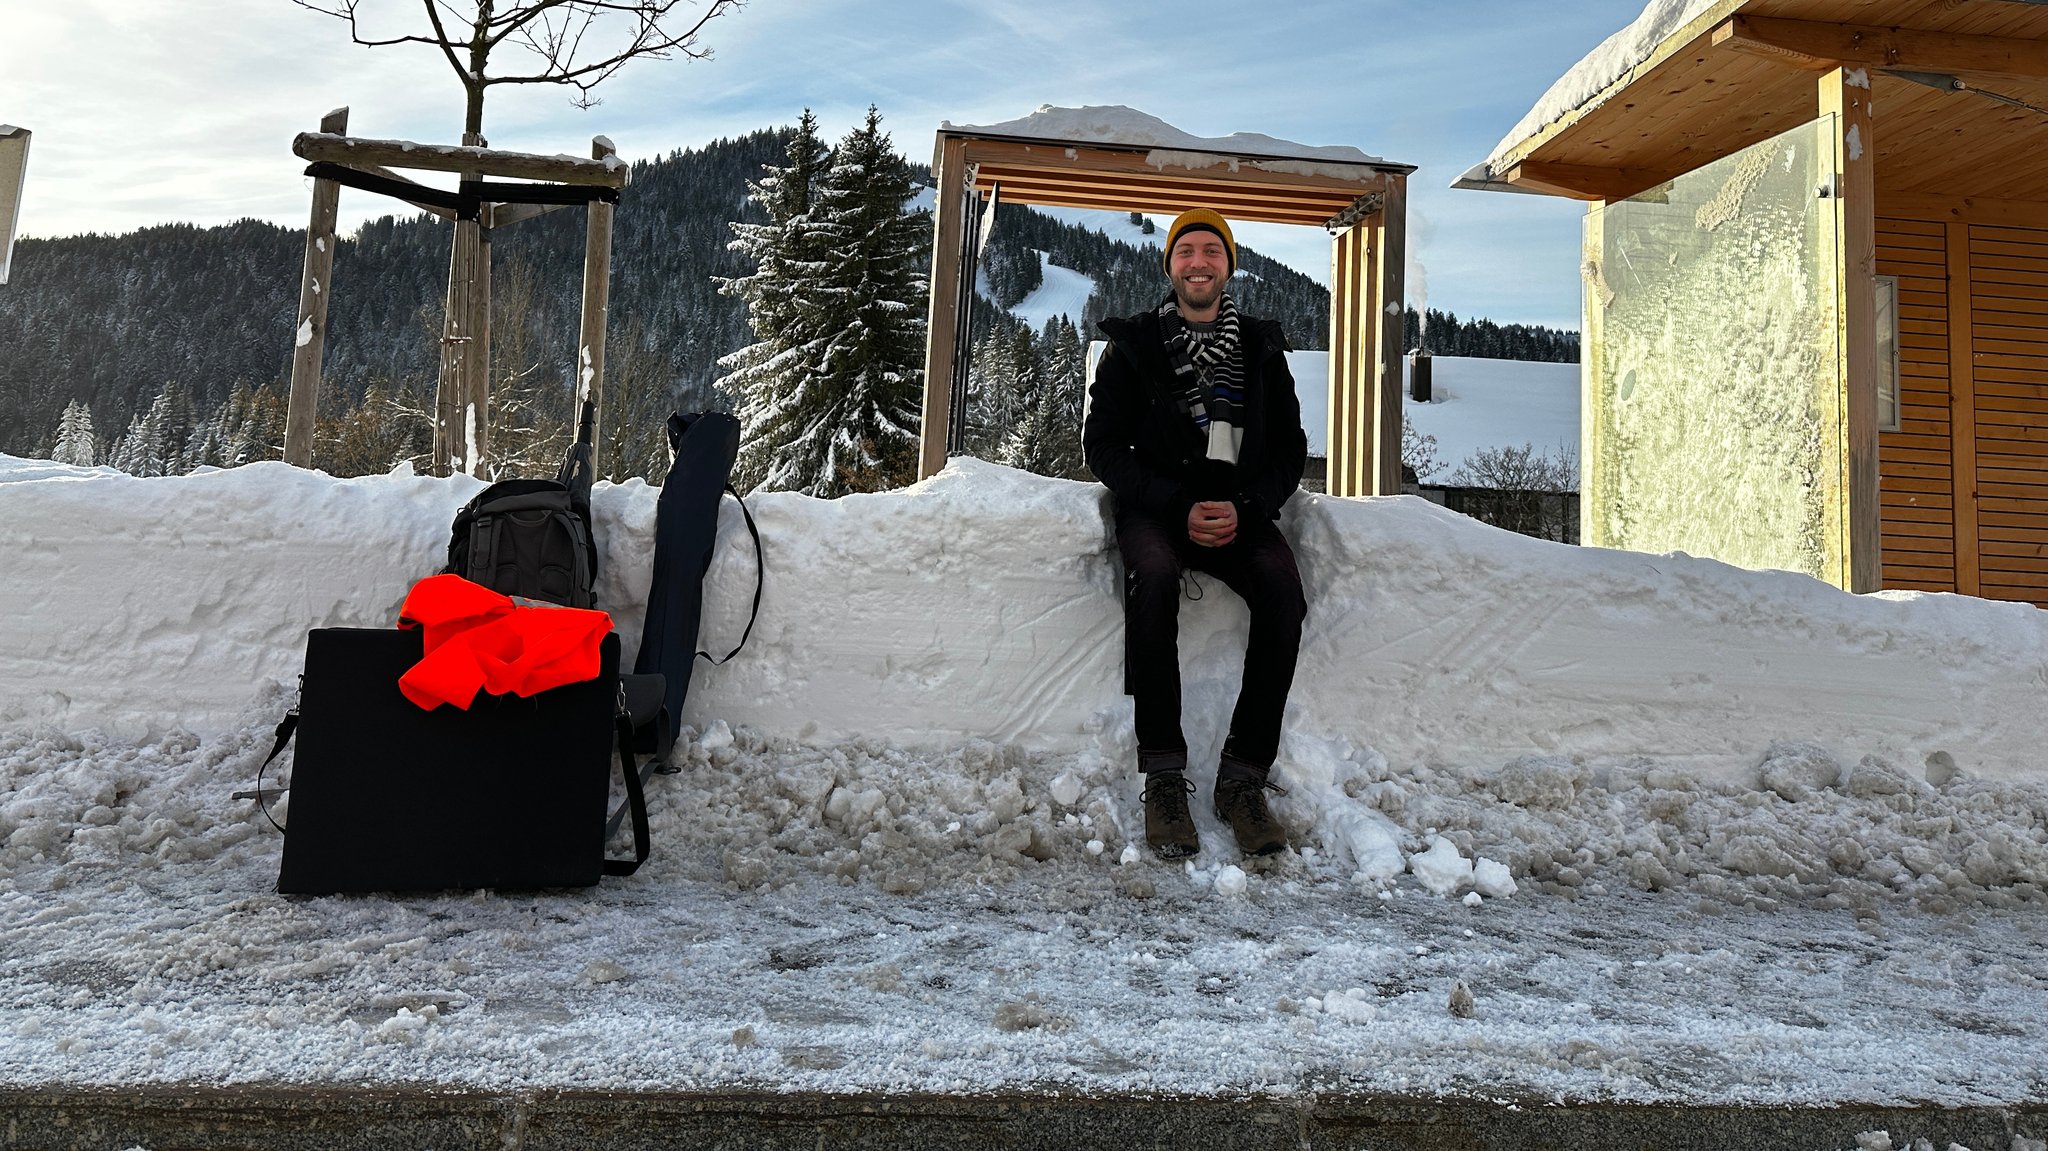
7, 454, 2048, 1103
7, 452, 2047, 791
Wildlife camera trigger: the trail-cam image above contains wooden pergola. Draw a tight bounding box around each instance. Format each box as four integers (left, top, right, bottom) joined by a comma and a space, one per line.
1458, 0, 2048, 604
919, 117, 1416, 496
283, 108, 625, 477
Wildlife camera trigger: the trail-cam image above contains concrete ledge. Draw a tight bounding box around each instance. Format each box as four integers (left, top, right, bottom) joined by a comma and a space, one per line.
6, 1086, 2045, 1151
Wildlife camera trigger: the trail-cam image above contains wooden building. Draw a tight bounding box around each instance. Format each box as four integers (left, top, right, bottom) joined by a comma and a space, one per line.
1458, 0, 2048, 605
919, 109, 1415, 496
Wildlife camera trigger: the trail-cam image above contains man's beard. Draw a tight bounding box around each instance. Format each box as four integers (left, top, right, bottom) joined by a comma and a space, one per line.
1172, 273, 1223, 312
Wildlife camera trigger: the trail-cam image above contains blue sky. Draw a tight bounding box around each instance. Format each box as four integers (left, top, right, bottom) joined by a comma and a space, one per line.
5, 0, 1654, 330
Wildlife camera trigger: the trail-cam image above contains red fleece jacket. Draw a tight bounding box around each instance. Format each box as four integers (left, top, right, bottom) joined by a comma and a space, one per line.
395, 574, 612, 710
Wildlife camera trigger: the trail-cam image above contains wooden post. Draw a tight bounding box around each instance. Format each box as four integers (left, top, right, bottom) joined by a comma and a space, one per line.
919, 136, 969, 481
284, 106, 347, 469
1370, 175, 1408, 496
472, 202, 493, 475
1580, 203, 1609, 547
1823, 67, 1880, 592
1945, 219, 1981, 596
1326, 224, 1370, 497
435, 131, 488, 477
577, 136, 617, 451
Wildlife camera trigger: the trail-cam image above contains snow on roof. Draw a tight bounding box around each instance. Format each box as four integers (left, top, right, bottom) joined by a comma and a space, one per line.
1462, 0, 1731, 187
943, 105, 1392, 170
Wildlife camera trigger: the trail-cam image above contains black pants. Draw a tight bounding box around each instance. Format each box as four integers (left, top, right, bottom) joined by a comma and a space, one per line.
1115, 509, 1306, 770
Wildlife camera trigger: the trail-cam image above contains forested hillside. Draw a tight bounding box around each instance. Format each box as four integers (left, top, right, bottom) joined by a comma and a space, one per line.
0, 123, 1575, 476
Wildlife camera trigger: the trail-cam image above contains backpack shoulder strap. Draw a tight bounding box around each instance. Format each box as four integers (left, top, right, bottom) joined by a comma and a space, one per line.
602, 708, 651, 875
696, 484, 763, 666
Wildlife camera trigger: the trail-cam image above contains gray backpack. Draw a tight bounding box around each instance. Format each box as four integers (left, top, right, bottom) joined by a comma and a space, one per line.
445, 403, 599, 608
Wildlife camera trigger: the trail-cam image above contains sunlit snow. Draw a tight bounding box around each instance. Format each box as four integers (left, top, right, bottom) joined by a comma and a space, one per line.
2, 453, 2045, 1108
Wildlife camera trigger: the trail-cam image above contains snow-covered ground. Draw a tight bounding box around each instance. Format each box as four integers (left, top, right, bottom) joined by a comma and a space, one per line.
1006, 252, 1096, 335
3, 454, 2047, 1114
1407, 355, 1580, 473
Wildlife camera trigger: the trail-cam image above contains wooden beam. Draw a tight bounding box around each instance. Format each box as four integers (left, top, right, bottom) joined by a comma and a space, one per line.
1714, 15, 2048, 84
1371, 177, 1407, 497
1824, 67, 1883, 593
956, 138, 1389, 220
284, 107, 347, 471
919, 136, 969, 481
489, 200, 570, 229
1948, 219, 1982, 597
356, 164, 458, 221
292, 132, 628, 187
966, 172, 1360, 225
1504, 161, 1666, 203
1881, 191, 2048, 231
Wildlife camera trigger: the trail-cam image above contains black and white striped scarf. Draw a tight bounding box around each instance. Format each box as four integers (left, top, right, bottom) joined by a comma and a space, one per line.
1158, 291, 1246, 464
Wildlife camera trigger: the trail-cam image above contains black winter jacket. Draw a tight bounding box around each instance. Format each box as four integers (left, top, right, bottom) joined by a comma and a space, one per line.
1083, 308, 1307, 529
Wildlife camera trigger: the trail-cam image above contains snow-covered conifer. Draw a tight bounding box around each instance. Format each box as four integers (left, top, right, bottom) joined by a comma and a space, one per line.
716, 108, 928, 497
715, 111, 832, 493
51, 400, 97, 467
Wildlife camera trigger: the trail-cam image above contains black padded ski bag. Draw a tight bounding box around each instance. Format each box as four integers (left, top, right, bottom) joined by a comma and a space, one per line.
636, 410, 762, 748
445, 401, 601, 608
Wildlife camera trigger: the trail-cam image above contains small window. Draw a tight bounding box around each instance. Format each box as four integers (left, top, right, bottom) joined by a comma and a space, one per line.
1875, 274, 1900, 433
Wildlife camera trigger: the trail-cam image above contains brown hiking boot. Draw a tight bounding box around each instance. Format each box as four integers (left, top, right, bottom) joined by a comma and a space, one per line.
1142, 770, 1200, 859
1214, 756, 1288, 856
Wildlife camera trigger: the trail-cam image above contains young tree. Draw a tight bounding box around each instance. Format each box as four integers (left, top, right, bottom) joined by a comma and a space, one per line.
51, 400, 96, 467
1450, 441, 1577, 492
1402, 413, 1445, 484
291, 0, 744, 137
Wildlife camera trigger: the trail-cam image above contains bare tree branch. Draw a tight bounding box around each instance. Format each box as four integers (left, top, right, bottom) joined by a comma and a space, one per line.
292, 0, 744, 136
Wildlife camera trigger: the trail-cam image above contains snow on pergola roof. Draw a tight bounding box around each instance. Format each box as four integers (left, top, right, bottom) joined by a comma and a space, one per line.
941, 104, 1402, 176
931, 105, 1411, 228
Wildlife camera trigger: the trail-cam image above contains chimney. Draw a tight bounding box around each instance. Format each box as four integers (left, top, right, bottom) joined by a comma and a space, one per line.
1408, 351, 1432, 403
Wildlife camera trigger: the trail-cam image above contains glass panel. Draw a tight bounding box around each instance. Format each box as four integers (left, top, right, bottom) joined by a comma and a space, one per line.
1875, 275, 1900, 433
1584, 117, 1844, 582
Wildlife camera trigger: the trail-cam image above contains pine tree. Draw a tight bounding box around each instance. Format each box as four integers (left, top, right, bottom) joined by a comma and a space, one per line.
994, 326, 1043, 472
716, 111, 832, 492
963, 323, 1019, 460
51, 400, 96, 466
109, 385, 188, 477
994, 317, 1087, 480
717, 107, 928, 497
1039, 315, 1088, 478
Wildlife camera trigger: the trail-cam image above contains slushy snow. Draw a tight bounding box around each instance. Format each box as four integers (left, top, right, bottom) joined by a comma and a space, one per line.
2, 452, 2047, 1111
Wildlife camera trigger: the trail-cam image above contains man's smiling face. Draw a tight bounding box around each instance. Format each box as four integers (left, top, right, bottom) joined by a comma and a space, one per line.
1168, 230, 1230, 319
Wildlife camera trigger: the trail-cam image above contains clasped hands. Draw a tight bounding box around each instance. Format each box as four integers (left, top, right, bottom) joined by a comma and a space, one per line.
1187, 499, 1238, 548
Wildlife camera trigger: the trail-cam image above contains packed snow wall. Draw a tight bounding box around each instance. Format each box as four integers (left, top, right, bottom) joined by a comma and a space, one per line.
4, 453, 2047, 784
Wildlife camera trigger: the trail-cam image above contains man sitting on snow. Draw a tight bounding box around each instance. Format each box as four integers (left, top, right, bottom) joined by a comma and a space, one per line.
1082, 208, 1309, 860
